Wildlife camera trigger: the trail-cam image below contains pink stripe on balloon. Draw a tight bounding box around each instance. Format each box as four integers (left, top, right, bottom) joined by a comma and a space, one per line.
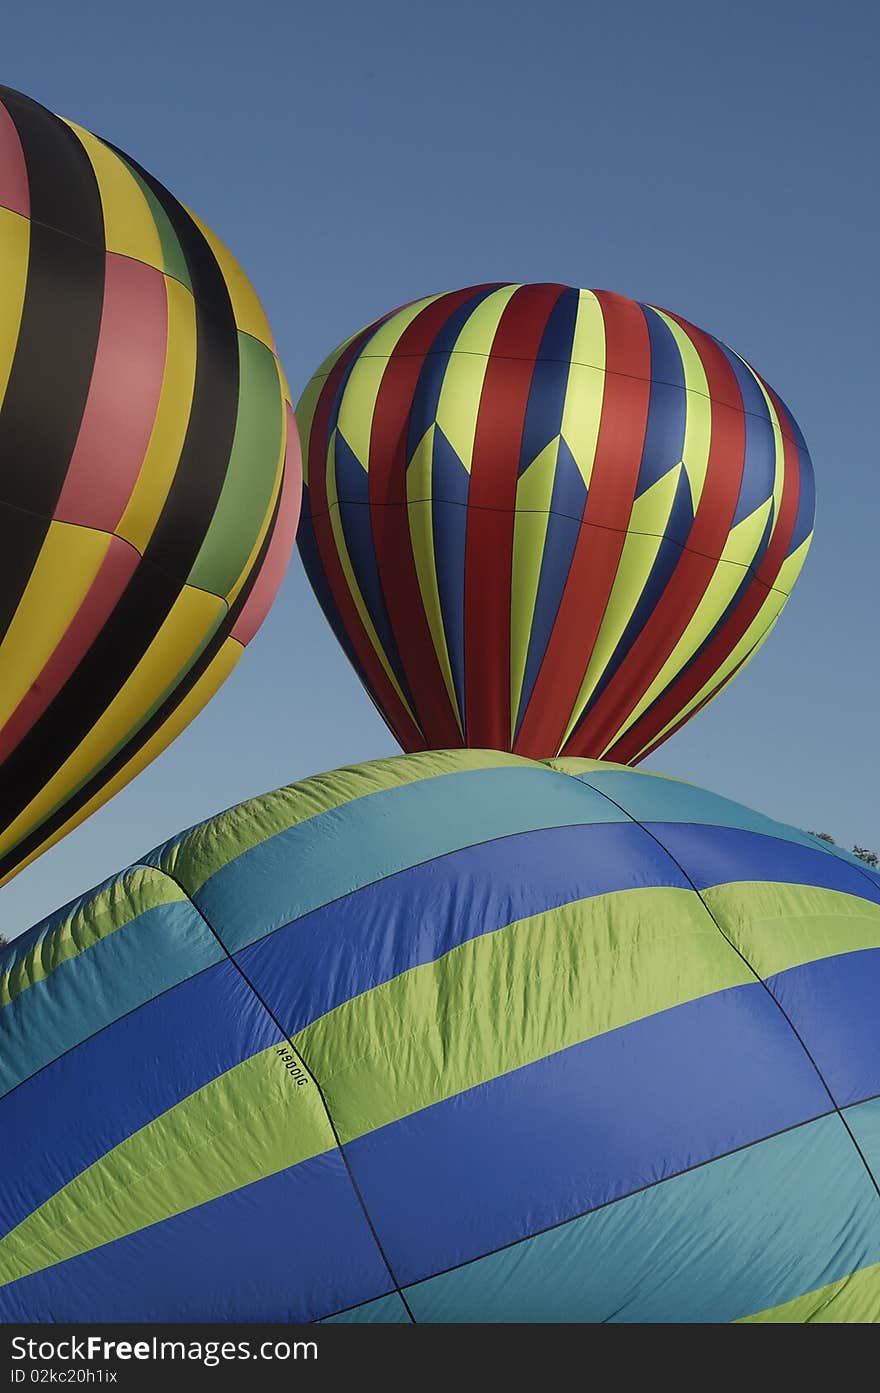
0, 102, 29, 218
54, 253, 168, 532
0, 535, 140, 763
231, 406, 301, 645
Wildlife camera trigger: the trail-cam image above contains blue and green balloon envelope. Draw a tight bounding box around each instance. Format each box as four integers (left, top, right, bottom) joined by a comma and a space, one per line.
1, 751, 879, 1323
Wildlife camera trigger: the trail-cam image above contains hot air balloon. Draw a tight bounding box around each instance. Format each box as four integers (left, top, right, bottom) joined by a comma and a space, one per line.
2, 750, 878, 1322
0, 85, 300, 886
297, 284, 814, 762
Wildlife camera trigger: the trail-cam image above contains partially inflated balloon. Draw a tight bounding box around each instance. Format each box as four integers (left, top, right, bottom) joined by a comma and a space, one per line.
0, 86, 300, 886
297, 284, 814, 761
2, 752, 879, 1322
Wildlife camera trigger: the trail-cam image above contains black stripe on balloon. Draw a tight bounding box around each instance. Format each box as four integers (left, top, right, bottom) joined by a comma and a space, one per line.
0, 150, 241, 841
0, 87, 105, 641
0, 477, 283, 884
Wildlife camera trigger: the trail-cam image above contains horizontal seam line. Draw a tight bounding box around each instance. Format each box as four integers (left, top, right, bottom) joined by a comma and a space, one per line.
305, 497, 800, 599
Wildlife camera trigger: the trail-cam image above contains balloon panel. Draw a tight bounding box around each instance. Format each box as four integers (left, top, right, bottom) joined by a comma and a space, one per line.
1, 751, 878, 1322
0, 86, 300, 886
297, 285, 814, 763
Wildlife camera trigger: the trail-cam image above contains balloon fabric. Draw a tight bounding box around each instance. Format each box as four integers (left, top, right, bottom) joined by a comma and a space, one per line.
2, 751, 878, 1323
297, 284, 814, 763
0, 85, 301, 887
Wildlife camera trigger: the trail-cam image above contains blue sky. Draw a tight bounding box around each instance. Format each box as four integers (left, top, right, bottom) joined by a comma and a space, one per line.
1, 0, 877, 933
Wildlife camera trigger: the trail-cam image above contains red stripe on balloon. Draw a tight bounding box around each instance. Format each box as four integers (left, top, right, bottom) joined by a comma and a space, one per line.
463, 283, 566, 748
566, 312, 746, 759
514, 290, 652, 757
231, 405, 301, 645
54, 254, 168, 532
0, 535, 140, 763
0, 101, 29, 218
626, 647, 753, 765
307, 322, 426, 752
608, 419, 801, 765
369, 287, 499, 750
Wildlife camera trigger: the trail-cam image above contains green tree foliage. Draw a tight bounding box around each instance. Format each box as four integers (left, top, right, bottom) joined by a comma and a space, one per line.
853, 847, 879, 868
806, 831, 878, 867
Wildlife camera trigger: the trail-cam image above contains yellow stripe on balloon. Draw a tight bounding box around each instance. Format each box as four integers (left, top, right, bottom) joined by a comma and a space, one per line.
116, 276, 198, 557
630, 606, 785, 762
435, 286, 519, 470
0, 522, 115, 732
569, 289, 607, 372
63, 121, 164, 271
298, 318, 391, 436
0, 586, 228, 870
603, 502, 774, 751
407, 424, 462, 733
0, 639, 243, 891
334, 297, 442, 473
651, 308, 712, 512
298, 312, 416, 487
562, 292, 606, 489
0, 206, 28, 405
325, 431, 419, 728
559, 466, 684, 747
628, 460, 683, 539
625, 509, 807, 759
737, 1261, 880, 1323
183, 203, 275, 350
509, 439, 558, 737
772, 532, 812, 596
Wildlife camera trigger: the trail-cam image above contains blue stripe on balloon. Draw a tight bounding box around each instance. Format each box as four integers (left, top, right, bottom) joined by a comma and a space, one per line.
347, 979, 830, 1289
296, 495, 368, 680
535, 286, 579, 362
0, 957, 283, 1240
715, 344, 777, 529
0, 1150, 392, 1324
647, 822, 880, 902
430, 431, 471, 717
766, 948, 880, 1107
641, 304, 687, 389
193, 766, 629, 955
517, 291, 578, 476
578, 767, 880, 882
236, 820, 690, 1039
636, 307, 687, 496
513, 436, 586, 738
547, 433, 590, 519
0, 900, 222, 1098
332, 431, 415, 709
571, 768, 832, 850
513, 441, 586, 738
788, 437, 816, 555
400, 1112, 880, 1322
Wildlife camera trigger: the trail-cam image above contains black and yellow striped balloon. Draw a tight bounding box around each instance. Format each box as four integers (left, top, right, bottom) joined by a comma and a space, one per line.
0, 86, 301, 888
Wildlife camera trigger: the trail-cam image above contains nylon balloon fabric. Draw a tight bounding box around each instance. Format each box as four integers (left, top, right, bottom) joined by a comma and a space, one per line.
297, 284, 814, 761
0, 86, 300, 886
2, 751, 879, 1323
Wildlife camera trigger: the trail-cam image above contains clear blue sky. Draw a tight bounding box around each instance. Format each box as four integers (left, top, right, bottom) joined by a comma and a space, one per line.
1, 0, 877, 934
